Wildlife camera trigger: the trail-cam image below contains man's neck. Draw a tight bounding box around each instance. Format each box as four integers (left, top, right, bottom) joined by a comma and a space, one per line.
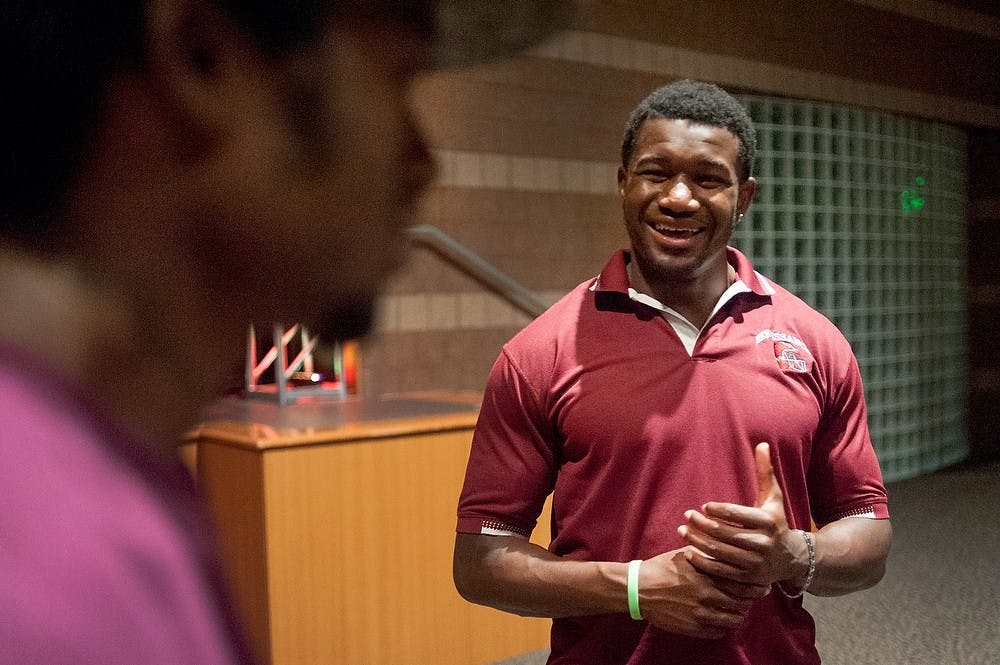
0, 252, 103, 382
0, 246, 238, 453
626, 258, 736, 329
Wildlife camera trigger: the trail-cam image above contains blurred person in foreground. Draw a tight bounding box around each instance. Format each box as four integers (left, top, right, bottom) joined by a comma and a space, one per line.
454, 80, 891, 664
0, 2, 570, 663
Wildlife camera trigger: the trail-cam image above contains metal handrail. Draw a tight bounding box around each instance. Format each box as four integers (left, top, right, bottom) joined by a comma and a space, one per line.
407, 225, 547, 319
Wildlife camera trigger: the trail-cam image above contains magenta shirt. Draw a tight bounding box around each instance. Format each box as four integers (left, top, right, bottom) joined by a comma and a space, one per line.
0, 347, 256, 665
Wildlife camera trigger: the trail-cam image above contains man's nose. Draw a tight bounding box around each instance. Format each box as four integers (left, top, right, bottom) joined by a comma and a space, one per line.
658, 179, 699, 212
405, 116, 438, 196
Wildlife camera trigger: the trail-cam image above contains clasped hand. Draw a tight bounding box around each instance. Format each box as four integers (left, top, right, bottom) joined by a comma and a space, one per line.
635, 443, 805, 639
679, 442, 805, 589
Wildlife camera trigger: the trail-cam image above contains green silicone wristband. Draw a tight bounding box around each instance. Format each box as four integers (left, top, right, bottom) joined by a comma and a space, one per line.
627, 559, 643, 620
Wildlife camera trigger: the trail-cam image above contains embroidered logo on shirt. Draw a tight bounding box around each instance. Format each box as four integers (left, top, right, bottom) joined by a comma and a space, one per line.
756, 329, 812, 373
774, 340, 809, 373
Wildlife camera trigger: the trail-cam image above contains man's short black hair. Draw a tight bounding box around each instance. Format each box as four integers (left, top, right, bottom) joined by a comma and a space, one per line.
620, 79, 757, 181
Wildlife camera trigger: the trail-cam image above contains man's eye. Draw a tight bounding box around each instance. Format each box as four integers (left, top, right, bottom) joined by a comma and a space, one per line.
640, 171, 668, 181
698, 177, 728, 188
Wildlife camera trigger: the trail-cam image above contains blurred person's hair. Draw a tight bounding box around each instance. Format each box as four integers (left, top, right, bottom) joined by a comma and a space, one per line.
0, 1, 434, 243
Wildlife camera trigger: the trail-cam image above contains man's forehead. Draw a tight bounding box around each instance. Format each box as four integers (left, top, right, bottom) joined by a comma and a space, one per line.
640, 117, 738, 139
635, 118, 741, 157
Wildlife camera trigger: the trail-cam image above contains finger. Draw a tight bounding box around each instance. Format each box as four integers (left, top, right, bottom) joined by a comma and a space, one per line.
685, 548, 746, 579
700, 502, 775, 531
686, 581, 755, 618
711, 577, 772, 600
754, 442, 780, 508
681, 515, 771, 556
702, 591, 756, 617
679, 522, 746, 562
684, 546, 758, 583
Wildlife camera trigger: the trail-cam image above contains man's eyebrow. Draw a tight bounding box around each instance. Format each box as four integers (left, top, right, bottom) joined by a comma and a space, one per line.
693, 159, 734, 174
633, 155, 732, 172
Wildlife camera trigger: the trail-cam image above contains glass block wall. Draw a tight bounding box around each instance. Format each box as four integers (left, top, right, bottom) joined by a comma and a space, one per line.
734, 95, 967, 482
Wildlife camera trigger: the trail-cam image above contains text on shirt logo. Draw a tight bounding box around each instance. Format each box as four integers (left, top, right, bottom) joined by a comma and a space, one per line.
756, 329, 812, 373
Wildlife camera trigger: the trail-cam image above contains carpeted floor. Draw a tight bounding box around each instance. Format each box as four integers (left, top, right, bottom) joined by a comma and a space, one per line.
493, 460, 1000, 665
806, 460, 1000, 665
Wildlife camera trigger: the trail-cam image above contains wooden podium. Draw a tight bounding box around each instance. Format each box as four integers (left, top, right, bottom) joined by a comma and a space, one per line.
184, 393, 551, 665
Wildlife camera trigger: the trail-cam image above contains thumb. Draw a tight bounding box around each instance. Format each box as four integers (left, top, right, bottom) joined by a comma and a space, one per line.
754, 442, 781, 508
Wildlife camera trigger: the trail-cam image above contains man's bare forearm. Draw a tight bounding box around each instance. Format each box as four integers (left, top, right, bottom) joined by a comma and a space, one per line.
453, 533, 627, 617
682, 511, 891, 597
453, 532, 769, 639
805, 517, 892, 596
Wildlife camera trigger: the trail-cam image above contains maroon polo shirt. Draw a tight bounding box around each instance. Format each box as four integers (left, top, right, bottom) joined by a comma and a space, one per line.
458, 247, 888, 665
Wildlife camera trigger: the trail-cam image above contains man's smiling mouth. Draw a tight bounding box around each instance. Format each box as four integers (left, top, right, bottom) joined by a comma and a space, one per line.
651, 223, 704, 238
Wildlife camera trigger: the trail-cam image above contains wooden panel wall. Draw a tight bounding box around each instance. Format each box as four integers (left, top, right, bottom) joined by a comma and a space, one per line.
196, 427, 554, 665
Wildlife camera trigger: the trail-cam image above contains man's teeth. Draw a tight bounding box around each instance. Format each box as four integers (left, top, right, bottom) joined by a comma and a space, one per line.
653, 225, 699, 236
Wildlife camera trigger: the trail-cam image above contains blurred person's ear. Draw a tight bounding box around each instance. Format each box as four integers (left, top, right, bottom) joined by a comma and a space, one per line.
144, 0, 271, 148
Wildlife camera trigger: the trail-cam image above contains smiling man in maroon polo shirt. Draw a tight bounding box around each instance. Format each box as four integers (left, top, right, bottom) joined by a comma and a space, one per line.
454, 80, 892, 664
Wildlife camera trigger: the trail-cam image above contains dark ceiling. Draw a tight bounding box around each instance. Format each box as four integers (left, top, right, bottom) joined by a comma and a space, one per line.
934, 0, 1000, 19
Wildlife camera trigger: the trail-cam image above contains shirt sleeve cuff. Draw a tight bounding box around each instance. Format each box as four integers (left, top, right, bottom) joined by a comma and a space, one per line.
456, 516, 531, 538
824, 501, 890, 523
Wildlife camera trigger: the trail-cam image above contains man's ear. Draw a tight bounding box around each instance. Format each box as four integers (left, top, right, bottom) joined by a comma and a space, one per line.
737, 176, 756, 216
144, 0, 269, 141
617, 166, 627, 197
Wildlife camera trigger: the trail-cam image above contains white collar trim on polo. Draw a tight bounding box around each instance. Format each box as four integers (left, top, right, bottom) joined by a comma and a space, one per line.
627, 279, 752, 356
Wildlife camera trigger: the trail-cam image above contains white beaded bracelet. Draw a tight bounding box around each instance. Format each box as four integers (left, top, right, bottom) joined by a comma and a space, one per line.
778, 529, 816, 598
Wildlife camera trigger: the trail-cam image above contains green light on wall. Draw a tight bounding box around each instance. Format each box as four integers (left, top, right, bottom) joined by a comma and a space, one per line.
901, 176, 926, 213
